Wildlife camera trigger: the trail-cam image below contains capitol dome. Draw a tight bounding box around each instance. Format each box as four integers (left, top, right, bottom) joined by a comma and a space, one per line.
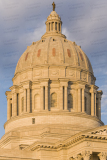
1, 3, 107, 160
15, 11, 93, 77
4, 4, 103, 148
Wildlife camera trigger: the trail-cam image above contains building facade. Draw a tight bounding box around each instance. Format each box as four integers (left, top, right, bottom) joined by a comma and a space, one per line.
0, 3, 107, 160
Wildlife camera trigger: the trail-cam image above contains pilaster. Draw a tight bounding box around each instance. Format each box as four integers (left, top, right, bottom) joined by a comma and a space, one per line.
7, 98, 10, 120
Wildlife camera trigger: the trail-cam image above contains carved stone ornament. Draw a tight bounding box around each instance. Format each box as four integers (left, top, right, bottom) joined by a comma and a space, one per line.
69, 70, 75, 77
23, 73, 27, 80
98, 152, 107, 160
95, 129, 107, 135
51, 70, 59, 75
69, 157, 74, 160
34, 70, 42, 76
82, 151, 91, 160
76, 155, 82, 160
81, 72, 87, 81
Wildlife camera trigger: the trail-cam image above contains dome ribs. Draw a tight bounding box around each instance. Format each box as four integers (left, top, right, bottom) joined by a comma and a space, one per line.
68, 41, 76, 66
47, 37, 52, 64
59, 38, 65, 63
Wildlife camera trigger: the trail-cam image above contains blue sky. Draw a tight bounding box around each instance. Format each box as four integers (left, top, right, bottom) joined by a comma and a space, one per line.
0, 0, 107, 139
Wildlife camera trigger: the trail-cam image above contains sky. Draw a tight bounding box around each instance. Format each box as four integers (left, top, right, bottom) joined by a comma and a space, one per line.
0, 0, 107, 139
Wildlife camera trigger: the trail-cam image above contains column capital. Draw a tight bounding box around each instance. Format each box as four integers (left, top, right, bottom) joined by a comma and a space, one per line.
76, 84, 85, 89
22, 81, 32, 89
59, 80, 68, 87
82, 151, 92, 160
69, 158, 74, 160
98, 152, 107, 160
40, 80, 49, 87
76, 154, 82, 160
90, 85, 98, 93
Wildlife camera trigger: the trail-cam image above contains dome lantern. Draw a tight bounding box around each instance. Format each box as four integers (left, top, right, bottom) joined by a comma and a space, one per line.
42, 2, 65, 39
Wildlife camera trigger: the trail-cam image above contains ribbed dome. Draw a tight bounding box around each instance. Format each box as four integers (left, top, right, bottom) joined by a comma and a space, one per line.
47, 11, 61, 20
15, 36, 93, 75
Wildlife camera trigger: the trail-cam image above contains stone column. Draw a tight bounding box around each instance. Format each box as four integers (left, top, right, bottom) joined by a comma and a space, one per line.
7, 98, 10, 120
60, 86, 63, 110
82, 88, 85, 112
98, 152, 107, 160
75, 89, 78, 112
32, 89, 34, 113
24, 89, 27, 112
82, 151, 91, 160
41, 86, 44, 110
57, 22, 59, 32
98, 95, 101, 119
94, 93, 96, 116
19, 93, 21, 115
13, 92, 17, 116
54, 22, 56, 31
78, 88, 81, 112
53, 22, 55, 31
45, 86, 48, 111
12, 93, 14, 116
27, 88, 30, 113
76, 155, 82, 160
46, 23, 48, 32
91, 92, 94, 116
60, 23, 61, 32
64, 86, 68, 111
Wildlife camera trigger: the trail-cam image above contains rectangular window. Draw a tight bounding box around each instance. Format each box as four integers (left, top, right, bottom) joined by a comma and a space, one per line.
85, 97, 87, 112
51, 22, 54, 31
59, 23, 60, 31
81, 89, 82, 112
30, 89, 32, 113
26, 89, 27, 112
55, 22, 57, 31
32, 118, 35, 124
17, 93, 19, 116
44, 87, 45, 110
63, 86, 64, 110
10, 103, 12, 117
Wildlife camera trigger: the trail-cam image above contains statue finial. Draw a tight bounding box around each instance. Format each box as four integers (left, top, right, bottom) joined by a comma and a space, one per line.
52, 2, 56, 11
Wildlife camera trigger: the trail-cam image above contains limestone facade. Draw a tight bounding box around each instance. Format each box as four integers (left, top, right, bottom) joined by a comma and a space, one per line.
0, 3, 106, 160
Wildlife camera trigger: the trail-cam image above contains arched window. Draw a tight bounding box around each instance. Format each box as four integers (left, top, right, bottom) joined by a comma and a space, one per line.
68, 94, 73, 111
34, 94, 40, 110
22, 97, 24, 112
51, 92, 57, 108
85, 97, 87, 112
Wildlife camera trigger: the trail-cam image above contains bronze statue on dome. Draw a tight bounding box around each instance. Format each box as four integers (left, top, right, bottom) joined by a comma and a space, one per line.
52, 2, 55, 11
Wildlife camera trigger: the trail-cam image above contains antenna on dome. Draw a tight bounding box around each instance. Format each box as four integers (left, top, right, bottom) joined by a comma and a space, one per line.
52, 2, 56, 11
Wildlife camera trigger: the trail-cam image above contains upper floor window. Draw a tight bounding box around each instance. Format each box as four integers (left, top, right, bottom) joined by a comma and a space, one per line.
68, 94, 73, 111
51, 92, 57, 108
